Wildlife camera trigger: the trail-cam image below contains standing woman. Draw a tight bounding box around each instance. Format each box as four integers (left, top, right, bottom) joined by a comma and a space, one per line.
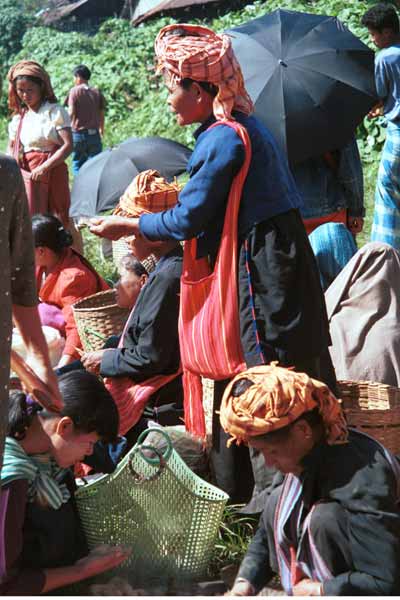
7, 61, 72, 228
89, 25, 335, 503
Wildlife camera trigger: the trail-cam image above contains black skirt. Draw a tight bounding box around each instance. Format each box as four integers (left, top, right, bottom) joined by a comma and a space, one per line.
238, 208, 332, 377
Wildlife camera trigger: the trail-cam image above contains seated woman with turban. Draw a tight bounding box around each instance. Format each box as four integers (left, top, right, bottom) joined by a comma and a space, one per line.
81, 170, 183, 442
220, 364, 400, 596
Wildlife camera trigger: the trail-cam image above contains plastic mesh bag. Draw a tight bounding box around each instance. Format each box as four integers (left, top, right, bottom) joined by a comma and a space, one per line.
75, 428, 228, 588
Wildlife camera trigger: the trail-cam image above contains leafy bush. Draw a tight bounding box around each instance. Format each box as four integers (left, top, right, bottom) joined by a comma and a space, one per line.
0, 0, 29, 67
0, 0, 381, 152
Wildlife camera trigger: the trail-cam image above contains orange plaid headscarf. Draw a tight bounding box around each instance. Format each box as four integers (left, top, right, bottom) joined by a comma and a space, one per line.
113, 169, 180, 218
7, 60, 57, 114
219, 363, 348, 447
155, 23, 253, 121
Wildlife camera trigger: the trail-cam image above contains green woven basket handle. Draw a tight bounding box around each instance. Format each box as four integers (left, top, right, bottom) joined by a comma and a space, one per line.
135, 427, 173, 465
128, 444, 166, 483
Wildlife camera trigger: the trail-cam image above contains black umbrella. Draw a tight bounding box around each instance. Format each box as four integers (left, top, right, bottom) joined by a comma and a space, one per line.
227, 9, 378, 164
70, 136, 192, 218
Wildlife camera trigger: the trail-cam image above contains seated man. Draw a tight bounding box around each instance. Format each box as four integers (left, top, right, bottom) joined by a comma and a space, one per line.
81, 170, 183, 443
220, 363, 400, 596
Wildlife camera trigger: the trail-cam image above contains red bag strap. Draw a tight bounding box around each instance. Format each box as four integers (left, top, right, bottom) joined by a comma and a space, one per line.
13, 110, 26, 166
182, 119, 252, 276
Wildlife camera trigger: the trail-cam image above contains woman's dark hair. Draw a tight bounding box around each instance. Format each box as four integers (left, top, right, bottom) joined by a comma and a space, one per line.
119, 254, 148, 277
8, 371, 119, 444
181, 78, 218, 98
361, 3, 399, 33
8, 391, 42, 440
231, 377, 323, 443
32, 213, 73, 254
73, 64, 91, 81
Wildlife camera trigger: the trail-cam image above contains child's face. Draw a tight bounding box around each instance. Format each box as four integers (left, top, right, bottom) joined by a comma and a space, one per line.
368, 27, 396, 49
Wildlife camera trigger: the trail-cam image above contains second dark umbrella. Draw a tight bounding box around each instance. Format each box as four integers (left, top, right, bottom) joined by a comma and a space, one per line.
70, 147, 139, 218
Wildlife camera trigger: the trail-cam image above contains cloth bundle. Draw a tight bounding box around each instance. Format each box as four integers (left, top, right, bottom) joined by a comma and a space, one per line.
113, 169, 180, 218
219, 362, 348, 446
155, 23, 253, 121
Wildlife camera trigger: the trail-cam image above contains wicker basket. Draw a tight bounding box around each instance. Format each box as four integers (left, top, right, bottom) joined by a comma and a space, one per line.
112, 238, 157, 274
72, 289, 129, 352
338, 380, 400, 454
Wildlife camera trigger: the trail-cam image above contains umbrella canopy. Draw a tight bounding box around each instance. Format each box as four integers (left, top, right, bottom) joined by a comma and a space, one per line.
71, 136, 192, 218
227, 9, 378, 164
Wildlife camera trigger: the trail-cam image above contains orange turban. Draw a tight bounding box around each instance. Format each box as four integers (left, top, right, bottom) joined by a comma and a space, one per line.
154, 23, 254, 121
219, 363, 348, 447
7, 60, 57, 114
113, 169, 180, 218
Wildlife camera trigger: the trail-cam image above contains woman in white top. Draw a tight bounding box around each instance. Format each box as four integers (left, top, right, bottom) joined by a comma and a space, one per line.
7, 61, 72, 227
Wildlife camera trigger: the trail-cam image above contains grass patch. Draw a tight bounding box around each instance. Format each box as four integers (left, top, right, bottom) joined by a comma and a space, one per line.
208, 504, 257, 578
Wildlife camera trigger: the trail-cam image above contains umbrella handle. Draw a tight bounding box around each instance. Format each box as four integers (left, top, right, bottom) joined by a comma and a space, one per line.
10, 349, 61, 412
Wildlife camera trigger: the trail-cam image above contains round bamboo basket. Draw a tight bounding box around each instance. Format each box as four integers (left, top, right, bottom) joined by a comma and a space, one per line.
72, 289, 129, 352
112, 238, 157, 274
338, 380, 400, 454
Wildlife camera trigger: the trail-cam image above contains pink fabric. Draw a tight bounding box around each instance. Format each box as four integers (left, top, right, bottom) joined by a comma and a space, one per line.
178, 119, 251, 438
104, 305, 181, 435
37, 302, 66, 335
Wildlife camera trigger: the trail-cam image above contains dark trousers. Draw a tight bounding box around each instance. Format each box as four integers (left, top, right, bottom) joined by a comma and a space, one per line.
210, 380, 254, 505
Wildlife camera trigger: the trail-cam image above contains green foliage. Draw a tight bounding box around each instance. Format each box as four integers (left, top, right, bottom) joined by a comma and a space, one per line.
208, 505, 257, 576
0, 0, 380, 151
0, 0, 29, 67
0, 0, 383, 244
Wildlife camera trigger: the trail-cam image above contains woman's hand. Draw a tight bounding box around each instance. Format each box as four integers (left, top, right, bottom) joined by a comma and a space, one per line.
30, 164, 48, 181
347, 216, 364, 235
226, 579, 255, 596
293, 578, 323, 596
81, 349, 107, 374
367, 101, 383, 120
88, 216, 140, 241
56, 354, 76, 369
75, 544, 131, 579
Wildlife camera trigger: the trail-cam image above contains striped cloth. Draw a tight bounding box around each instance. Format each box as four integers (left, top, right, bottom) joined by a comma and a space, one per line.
113, 169, 180, 218
371, 122, 400, 249
1, 437, 70, 509
155, 24, 253, 121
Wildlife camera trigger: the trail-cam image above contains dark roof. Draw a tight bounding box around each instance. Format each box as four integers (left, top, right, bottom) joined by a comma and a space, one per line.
41, 0, 124, 24
131, 0, 222, 25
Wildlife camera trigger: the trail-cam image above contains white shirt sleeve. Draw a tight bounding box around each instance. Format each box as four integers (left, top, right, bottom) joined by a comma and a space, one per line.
49, 104, 71, 130
8, 114, 20, 142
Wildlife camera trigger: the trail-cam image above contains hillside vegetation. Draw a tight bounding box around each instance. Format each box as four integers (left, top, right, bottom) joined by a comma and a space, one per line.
0, 0, 382, 158
0, 0, 383, 250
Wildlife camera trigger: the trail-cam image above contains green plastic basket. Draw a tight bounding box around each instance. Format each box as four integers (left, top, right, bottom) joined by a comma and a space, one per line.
75, 429, 228, 587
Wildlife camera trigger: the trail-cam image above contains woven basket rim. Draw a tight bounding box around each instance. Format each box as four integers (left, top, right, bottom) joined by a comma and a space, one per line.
73, 289, 118, 312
